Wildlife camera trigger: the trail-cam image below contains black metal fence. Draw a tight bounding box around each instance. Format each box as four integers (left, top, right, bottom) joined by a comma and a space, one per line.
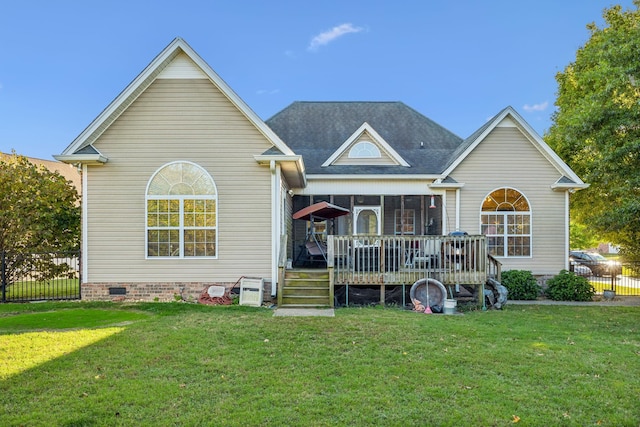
1, 251, 81, 302
571, 260, 640, 296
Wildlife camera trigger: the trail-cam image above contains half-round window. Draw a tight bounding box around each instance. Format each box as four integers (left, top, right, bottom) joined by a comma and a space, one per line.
146, 161, 217, 258
480, 188, 531, 257
349, 141, 381, 158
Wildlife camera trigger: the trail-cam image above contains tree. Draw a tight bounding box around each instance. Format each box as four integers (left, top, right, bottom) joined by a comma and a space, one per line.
0, 153, 80, 285
546, 2, 640, 260
569, 221, 600, 250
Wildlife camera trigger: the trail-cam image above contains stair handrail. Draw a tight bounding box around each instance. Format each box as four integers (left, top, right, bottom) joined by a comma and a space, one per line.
277, 234, 288, 306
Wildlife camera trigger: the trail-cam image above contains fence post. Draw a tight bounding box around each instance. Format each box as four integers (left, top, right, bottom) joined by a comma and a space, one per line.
78, 250, 82, 300
1, 251, 6, 303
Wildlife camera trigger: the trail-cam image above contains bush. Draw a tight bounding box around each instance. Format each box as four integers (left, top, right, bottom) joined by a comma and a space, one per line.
546, 270, 595, 301
501, 270, 540, 300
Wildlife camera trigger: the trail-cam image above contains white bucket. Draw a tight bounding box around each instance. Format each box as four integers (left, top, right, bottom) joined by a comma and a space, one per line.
443, 298, 457, 315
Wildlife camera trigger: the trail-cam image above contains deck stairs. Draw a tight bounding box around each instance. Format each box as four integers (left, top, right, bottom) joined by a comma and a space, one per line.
280, 269, 331, 308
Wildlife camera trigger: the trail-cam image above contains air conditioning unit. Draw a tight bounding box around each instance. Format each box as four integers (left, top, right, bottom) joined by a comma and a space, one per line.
239, 277, 264, 307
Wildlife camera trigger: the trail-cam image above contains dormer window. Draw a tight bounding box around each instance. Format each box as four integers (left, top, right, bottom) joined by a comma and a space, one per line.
348, 141, 381, 158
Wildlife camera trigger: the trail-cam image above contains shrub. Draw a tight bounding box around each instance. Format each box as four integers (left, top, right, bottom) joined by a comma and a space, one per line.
501, 270, 540, 300
546, 270, 595, 301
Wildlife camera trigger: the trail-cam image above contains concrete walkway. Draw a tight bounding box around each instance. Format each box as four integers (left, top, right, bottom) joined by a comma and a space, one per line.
273, 308, 336, 317
508, 296, 640, 307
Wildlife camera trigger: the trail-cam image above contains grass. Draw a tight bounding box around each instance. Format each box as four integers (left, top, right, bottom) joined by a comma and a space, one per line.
3, 278, 80, 300
590, 279, 639, 296
0, 302, 639, 426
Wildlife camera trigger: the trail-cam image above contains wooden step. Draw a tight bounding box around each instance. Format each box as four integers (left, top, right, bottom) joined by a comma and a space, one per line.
284, 269, 330, 280
280, 268, 332, 308
280, 295, 331, 306
282, 286, 329, 297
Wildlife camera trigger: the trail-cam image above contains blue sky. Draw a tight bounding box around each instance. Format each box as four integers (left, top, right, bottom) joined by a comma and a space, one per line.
0, 0, 635, 160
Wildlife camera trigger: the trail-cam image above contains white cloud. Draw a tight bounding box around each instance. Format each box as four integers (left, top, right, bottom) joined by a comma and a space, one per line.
523, 101, 549, 112
256, 89, 280, 95
308, 23, 364, 51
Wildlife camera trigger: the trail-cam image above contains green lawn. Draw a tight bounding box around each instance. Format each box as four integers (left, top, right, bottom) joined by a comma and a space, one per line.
2, 278, 80, 300
0, 302, 638, 426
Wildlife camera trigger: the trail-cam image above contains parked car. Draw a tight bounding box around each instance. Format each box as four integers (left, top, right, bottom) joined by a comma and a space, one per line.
569, 251, 622, 277
570, 261, 592, 277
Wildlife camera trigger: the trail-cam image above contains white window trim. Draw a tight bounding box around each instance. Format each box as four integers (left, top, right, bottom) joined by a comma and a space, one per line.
353, 206, 382, 235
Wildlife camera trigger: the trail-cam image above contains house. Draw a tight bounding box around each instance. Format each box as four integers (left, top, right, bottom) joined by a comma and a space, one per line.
0, 153, 81, 195
55, 38, 587, 304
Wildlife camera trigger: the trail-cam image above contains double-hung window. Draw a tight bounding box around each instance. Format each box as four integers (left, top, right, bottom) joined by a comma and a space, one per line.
146, 161, 217, 258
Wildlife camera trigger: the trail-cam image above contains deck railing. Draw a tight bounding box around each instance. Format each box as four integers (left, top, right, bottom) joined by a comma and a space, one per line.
327, 234, 493, 287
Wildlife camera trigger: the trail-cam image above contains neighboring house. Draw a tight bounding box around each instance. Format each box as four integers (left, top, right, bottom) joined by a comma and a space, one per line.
55, 38, 587, 302
0, 153, 81, 195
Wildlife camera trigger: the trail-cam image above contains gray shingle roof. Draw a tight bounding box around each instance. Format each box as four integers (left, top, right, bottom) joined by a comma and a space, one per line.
265, 102, 464, 175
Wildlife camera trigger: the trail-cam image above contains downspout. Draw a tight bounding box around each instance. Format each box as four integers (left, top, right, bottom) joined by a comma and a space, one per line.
270, 160, 279, 297
442, 191, 448, 234
565, 190, 571, 270
81, 164, 88, 283
455, 188, 461, 231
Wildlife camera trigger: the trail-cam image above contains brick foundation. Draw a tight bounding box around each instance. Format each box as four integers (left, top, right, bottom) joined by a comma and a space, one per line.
81, 280, 273, 304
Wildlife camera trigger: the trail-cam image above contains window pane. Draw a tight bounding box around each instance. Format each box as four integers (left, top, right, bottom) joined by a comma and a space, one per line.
508, 236, 531, 256
148, 229, 179, 257
147, 200, 159, 227
349, 141, 381, 158
357, 210, 378, 234
205, 230, 216, 256
205, 200, 216, 226
395, 209, 415, 234
481, 214, 503, 235
183, 229, 217, 257
507, 214, 531, 235
488, 237, 504, 257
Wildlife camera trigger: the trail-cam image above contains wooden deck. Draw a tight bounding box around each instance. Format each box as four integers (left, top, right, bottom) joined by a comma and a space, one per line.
278, 234, 501, 308
327, 234, 500, 286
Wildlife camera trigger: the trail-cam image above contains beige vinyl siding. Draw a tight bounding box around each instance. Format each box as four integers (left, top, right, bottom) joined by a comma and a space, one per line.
450, 126, 566, 275
86, 78, 274, 283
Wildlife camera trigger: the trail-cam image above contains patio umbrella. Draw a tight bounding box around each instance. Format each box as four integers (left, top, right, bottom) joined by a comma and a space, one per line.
293, 201, 350, 263
292, 201, 351, 221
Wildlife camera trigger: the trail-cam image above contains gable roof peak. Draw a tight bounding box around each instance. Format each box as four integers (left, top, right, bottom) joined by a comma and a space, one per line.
321, 121, 410, 167
57, 37, 294, 162
441, 105, 587, 188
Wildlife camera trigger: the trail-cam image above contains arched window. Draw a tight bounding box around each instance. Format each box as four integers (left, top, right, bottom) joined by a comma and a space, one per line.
146, 161, 217, 258
480, 188, 531, 257
349, 141, 381, 158
353, 206, 381, 235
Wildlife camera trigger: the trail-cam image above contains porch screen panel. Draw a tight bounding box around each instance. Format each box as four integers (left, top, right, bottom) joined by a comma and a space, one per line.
146, 162, 218, 259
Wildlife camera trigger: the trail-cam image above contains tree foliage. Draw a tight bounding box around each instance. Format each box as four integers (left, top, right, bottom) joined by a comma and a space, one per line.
0, 153, 80, 284
546, 2, 640, 260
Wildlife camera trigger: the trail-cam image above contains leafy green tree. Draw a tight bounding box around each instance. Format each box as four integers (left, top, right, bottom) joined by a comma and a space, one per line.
0, 153, 80, 285
569, 221, 600, 250
546, 2, 640, 260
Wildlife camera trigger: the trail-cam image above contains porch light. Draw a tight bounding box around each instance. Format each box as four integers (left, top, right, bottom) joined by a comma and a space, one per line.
429, 195, 436, 208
